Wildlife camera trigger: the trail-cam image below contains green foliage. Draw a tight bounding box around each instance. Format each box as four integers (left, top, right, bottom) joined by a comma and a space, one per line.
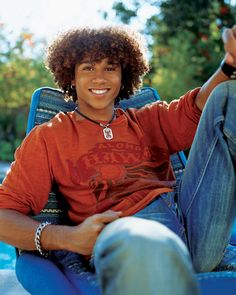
158, 0, 235, 39
112, 2, 138, 23
148, 0, 236, 96
0, 107, 28, 161
0, 25, 55, 108
0, 141, 13, 161
109, 0, 236, 98
0, 23, 55, 161
111, 0, 154, 24
150, 23, 226, 97
151, 31, 201, 100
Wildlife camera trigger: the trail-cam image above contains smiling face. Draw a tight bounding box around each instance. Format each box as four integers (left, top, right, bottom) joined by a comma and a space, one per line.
73, 58, 122, 120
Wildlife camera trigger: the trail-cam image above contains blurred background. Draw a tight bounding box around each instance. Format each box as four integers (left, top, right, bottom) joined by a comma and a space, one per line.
0, 0, 235, 165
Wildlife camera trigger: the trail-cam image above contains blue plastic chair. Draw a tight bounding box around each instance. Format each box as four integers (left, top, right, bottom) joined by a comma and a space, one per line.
15, 87, 236, 294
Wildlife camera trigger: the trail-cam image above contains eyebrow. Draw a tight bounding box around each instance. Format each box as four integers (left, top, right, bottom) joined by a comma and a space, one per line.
79, 59, 120, 65
80, 60, 93, 64
107, 59, 119, 65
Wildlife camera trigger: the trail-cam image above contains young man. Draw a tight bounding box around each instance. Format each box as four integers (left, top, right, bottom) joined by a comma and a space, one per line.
0, 25, 236, 295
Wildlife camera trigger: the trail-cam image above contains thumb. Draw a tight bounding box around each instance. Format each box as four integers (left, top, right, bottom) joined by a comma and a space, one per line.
222, 27, 236, 65
224, 53, 236, 66
96, 210, 122, 224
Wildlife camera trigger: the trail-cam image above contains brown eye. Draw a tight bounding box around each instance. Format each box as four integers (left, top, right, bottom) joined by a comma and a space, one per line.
106, 65, 118, 71
82, 65, 94, 71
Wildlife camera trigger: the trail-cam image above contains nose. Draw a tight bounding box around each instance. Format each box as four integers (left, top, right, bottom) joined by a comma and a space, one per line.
91, 68, 107, 84
92, 76, 107, 84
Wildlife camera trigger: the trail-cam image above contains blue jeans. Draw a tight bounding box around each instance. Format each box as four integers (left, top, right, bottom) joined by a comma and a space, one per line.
92, 80, 236, 295
94, 199, 198, 295
178, 80, 236, 273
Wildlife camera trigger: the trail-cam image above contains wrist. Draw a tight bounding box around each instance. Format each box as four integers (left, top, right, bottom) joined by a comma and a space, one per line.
220, 60, 236, 79
35, 222, 51, 257
40, 224, 73, 251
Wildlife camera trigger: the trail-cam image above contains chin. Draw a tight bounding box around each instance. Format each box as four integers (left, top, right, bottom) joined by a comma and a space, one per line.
90, 102, 114, 110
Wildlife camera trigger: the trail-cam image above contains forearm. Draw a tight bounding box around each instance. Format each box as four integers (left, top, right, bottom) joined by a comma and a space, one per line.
195, 66, 229, 111
0, 208, 122, 255
0, 209, 70, 251
195, 26, 236, 111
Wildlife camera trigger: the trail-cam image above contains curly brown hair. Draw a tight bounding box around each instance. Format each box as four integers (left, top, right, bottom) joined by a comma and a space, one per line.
45, 25, 149, 102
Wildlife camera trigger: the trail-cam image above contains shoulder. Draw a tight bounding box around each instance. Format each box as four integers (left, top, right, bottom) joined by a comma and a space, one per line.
123, 101, 167, 121
43, 111, 74, 129
22, 111, 75, 147
33, 111, 74, 133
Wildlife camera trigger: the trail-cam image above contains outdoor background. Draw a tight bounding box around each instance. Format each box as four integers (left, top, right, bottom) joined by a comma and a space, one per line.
0, 0, 236, 163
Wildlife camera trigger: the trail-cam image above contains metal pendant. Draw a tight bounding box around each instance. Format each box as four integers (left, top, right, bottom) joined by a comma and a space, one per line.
103, 127, 113, 140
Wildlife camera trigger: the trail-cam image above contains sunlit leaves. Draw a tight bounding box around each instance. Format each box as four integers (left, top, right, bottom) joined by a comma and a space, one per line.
0, 24, 56, 160
0, 24, 54, 108
110, 0, 236, 97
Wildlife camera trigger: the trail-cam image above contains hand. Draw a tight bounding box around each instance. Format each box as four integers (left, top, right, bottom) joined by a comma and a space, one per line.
222, 25, 236, 66
67, 210, 122, 255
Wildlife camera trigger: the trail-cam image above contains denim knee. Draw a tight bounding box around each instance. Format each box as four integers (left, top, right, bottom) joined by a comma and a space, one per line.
94, 216, 186, 258
198, 80, 236, 162
94, 217, 199, 295
204, 80, 236, 121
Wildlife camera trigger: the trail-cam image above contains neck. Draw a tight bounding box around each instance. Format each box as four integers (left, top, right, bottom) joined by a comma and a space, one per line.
76, 108, 115, 122
75, 108, 116, 125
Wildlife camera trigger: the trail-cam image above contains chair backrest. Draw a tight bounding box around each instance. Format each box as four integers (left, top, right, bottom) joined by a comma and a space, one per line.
27, 87, 161, 132
27, 87, 186, 224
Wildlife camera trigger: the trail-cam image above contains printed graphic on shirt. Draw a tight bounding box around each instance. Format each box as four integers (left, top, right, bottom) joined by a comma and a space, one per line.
67, 141, 173, 203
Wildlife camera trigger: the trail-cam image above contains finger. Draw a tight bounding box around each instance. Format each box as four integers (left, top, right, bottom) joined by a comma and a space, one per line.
104, 210, 123, 216
232, 25, 236, 37
222, 28, 234, 45
94, 211, 122, 223
222, 28, 236, 61
224, 53, 235, 66
93, 222, 107, 233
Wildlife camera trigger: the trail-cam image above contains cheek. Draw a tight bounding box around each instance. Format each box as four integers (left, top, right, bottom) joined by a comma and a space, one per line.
75, 78, 87, 91
114, 80, 122, 94
114, 75, 122, 88
74, 85, 86, 100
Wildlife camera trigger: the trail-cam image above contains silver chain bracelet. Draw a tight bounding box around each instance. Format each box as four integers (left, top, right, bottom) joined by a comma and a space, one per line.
34, 221, 51, 257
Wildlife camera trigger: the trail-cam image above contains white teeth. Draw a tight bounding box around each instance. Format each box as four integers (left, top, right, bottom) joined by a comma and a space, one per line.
90, 89, 108, 94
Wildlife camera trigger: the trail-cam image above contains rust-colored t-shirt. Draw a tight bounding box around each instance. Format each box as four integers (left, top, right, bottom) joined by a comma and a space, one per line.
0, 88, 201, 223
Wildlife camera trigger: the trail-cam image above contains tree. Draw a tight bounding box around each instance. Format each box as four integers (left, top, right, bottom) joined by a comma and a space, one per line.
0, 23, 55, 161
107, 0, 236, 98
0, 23, 55, 108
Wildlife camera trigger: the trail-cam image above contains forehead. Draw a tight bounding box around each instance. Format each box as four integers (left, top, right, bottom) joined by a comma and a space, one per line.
79, 57, 120, 65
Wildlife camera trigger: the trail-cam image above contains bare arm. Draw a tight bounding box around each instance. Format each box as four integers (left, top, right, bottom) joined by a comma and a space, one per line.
195, 25, 236, 110
0, 209, 121, 255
